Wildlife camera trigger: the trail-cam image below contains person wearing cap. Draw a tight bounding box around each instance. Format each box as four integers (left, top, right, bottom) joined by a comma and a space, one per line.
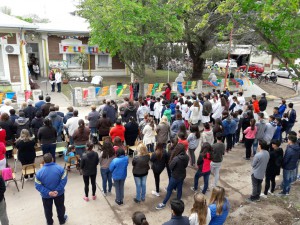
23, 99, 37, 122
259, 93, 268, 112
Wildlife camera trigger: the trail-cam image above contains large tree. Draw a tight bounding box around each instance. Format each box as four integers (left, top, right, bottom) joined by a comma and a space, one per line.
178, 0, 231, 79
79, 0, 183, 95
219, 0, 300, 75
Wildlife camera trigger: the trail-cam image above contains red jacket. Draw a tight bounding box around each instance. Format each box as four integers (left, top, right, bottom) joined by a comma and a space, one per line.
0, 142, 6, 161
163, 87, 171, 101
253, 100, 260, 113
110, 125, 125, 142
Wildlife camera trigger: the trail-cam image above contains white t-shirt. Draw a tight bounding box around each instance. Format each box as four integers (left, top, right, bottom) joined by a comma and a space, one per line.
65, 117, 81, 136
189, 207, 211, 225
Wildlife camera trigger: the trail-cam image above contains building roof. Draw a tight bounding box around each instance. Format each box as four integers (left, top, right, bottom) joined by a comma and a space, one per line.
0, 12, 37, 29
36, 15, 90, 34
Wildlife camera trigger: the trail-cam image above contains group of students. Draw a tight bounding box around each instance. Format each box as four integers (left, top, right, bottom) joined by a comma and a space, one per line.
0, 82, 299, 225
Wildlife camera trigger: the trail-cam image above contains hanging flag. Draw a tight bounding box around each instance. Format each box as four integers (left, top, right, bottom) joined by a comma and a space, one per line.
152, 83, 159, 95
118, 84, 127, 96
146, 84, 154, 96
157, 83, 164, 92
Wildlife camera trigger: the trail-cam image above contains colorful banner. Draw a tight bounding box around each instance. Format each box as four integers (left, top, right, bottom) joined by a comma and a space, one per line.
157, 83, 164, 92
152, 83, 159, 95
146, 84, 154, 96
100, 86, 109, 96
59, 44, 109, 55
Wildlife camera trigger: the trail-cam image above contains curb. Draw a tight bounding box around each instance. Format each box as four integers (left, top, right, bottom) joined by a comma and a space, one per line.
275, 82, 299, 99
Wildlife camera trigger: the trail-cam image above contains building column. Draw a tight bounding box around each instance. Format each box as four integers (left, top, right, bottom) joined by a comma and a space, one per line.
41, 34, 49, 78
18, 31, 30, 90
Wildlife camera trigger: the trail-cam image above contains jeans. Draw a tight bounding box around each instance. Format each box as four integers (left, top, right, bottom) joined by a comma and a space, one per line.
292, 160, 299, 182
210, 162, 222, 187
57, 82, 61, 92
75, 146, 85, 158
153, 172, 161, 193
264, 174, 276, 195
83, 174, 96, 197
146, 143, 154, 153
189, 148, 196, 166
133, 92, 138, 100
42, 194, 66, 225
252, 139, 258, 156
282, 169, 294, 194
225, 134, 233, 150
251, 174, 263, 200
42, 143, 57, 161
245, 138, 254, 159
235, 127, 241, 143
163, 177, 184, 205
134, 175, 147, 201
0, 199, 9, 225
100, 168, 112, 193
194, 170, 210, 194
114, 179, 125, 202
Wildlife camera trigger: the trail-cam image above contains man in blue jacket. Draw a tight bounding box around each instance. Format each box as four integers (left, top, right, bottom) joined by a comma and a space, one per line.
35, 153, 68, 225
278, 135, 300, 196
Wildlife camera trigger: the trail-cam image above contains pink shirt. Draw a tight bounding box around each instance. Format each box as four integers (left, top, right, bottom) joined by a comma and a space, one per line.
244, 126, 257, 139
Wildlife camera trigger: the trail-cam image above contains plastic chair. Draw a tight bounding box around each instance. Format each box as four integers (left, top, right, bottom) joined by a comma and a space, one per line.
21, 164, 36, 189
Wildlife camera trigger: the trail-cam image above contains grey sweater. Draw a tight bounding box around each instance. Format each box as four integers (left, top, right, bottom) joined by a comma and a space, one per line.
252, 150, 270, 180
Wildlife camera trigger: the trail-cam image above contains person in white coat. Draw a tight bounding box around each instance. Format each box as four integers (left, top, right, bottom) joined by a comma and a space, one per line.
142, 118, 156, 152
153, 98, 162, 124
190, 101, 201, 125
211, 95, 223, 122
55, 68, 62, 93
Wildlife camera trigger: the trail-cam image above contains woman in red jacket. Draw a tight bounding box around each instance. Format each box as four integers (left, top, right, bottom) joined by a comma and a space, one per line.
0, 142, 6, 170
191, 142, 213, 194
163, 83, 171, 101
109, 119, 125, 142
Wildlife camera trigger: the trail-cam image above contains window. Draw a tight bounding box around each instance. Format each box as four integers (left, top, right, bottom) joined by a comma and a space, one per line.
66, 54, 80, 68
98, 55, 109, 67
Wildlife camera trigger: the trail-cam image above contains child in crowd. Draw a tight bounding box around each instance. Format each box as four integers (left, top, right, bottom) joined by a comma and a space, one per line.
191, 142, 213, 194
187, 124, 200, 167
189, 193, 211, 225
64, 145, 76, 170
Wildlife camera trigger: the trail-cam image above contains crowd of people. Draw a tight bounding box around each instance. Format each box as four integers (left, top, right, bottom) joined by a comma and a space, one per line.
0, 82, 299, 225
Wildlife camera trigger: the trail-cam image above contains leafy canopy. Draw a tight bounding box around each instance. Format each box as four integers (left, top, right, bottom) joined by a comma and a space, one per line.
79, 0, 183, 61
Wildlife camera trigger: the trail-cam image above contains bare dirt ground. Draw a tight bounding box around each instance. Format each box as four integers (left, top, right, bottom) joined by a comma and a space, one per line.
253, 79, 296, 99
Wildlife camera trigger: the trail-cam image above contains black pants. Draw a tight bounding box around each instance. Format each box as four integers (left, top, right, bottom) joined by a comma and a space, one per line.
51, 83, 55, 92
153, 172, 161, 193
251, 174, 263, 200
42, 194, 66, 225
83, 174, 96, 197
225, 134, 233, 151
245, 138, 254, 159
264, 174, 276, 195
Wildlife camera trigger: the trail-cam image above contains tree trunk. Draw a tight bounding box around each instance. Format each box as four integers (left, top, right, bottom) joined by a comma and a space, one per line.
192, 57, 205, 80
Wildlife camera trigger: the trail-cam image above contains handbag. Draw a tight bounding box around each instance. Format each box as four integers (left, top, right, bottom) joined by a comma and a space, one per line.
1, 167, 13, 181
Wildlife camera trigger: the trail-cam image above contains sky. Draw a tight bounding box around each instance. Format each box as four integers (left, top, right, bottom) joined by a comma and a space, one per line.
0, 0, 79, 20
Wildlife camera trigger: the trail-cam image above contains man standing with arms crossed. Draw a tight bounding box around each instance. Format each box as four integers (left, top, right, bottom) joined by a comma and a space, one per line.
35, 153, 68, 225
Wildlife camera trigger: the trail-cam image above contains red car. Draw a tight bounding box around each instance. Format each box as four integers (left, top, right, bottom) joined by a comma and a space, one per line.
239, 64, 264, 73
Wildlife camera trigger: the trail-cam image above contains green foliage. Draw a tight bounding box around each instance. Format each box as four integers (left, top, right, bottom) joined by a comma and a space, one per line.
201, 47, 227, 63
74, 53, 88, 76
78, 0, 183, 80
15, 14, 50, 23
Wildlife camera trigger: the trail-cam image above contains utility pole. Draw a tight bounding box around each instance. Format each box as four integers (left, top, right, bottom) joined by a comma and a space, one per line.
224, 29, 233, 89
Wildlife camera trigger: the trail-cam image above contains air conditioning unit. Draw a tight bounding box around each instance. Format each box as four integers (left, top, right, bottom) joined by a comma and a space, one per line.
3, 44, 20, 55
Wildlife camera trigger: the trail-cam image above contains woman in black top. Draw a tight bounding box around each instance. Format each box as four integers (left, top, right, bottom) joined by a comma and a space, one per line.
16, 129, 36, 179
80, 142, 99, 201
125, 116, 139, 146
150, 143, 168, 197
37, 118, 57, 161
132, 143, 150, 203
31, 111, 44, 143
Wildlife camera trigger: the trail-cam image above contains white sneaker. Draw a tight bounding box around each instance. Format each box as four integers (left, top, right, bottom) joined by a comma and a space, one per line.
268, 190, 274, 196
29, 177, 34, 181
200, 186, 210, 191
151, 191, 160, 197
260, 193, 267, 198
24, 178, 28, 182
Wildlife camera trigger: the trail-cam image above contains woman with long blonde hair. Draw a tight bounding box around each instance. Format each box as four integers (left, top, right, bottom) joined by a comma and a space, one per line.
208, 186, 230, 225
16, 129, 36, 180
189, 193, 211, 225
132, 143, 150, 203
